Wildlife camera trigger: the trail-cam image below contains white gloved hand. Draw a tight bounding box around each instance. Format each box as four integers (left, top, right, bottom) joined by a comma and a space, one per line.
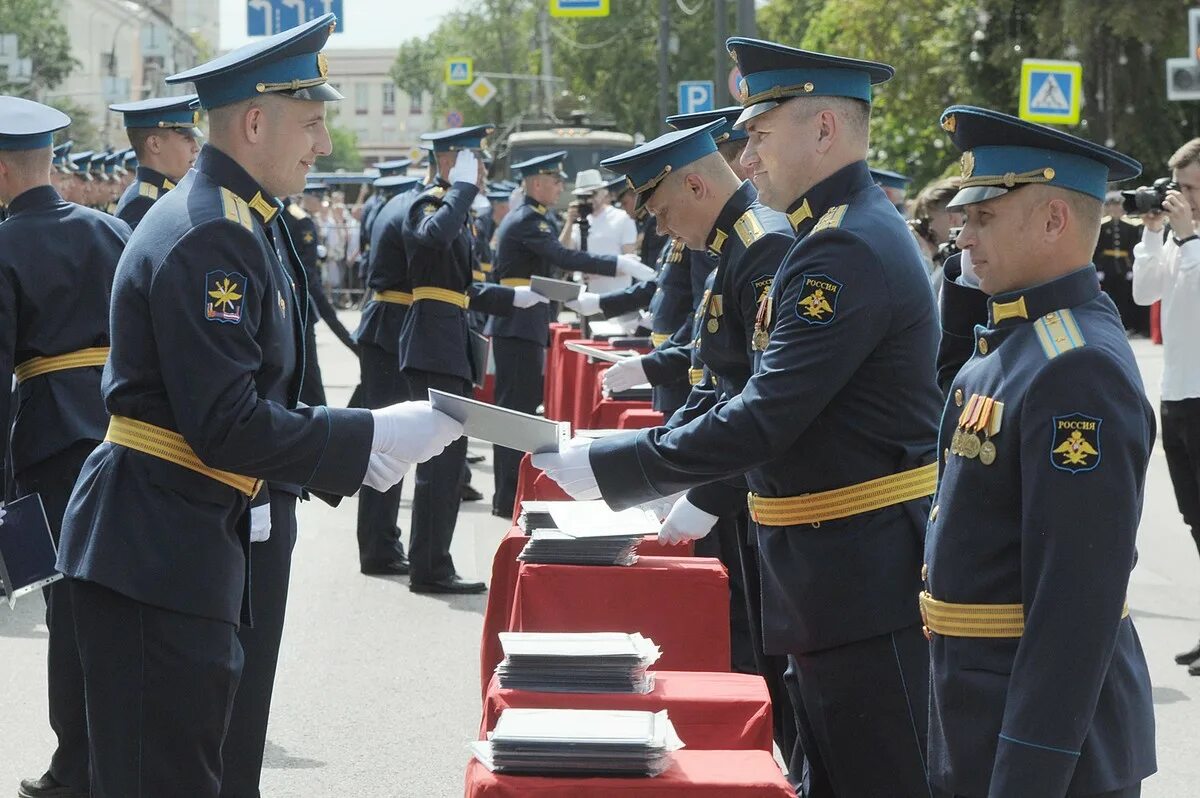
371, 400, 464, 464
530, 438, 601, 500
0, 504, 6, 526
448, 150, 479, 186
602, 356, 647, 396
250, 503, 272, 543
363, 451, 412, 491
616, 254, 657, 282
566, 291, 603, 316
512, 286, 550, 309
955, 248, 980, 288
636, 491, 686, 522
658, 496, 719, 545
316, 244, 327, 259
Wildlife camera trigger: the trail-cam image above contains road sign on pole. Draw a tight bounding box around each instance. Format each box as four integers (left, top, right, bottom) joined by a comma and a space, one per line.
467, 77, 498, 107
445, 58, 473, 86
247, 0, 343, 36
1167, 57, 1200, 101
677, 81, 715, 115
446, 110, 464, 128
1018, 59, 1081, 125
549, 0, 610, 18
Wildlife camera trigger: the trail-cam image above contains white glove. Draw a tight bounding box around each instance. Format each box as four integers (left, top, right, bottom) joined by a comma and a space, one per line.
471, 193, 491, 214
363, 451, 412, 491
658, 496, 719, 546
512, 285, 550, 309
250, 503, 271, 543
602, 356, 647, 395
316, 244, 327, 259
448, 150, 479, 186
530, 438, 601, 500
0, 504, 6, 526
616, 254, 657, 282
955, 248, 980, 288
566, 291, 603, 316
370, 400, 464, 464
636, 491, 686, 522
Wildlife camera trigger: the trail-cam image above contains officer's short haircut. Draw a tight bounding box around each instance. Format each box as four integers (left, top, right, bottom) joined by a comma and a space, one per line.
789, 96, 871, 141
1169, 138, 1200, 171
127, 128, 156, 161
0, 146, 52, 180
717, 140, 746, 167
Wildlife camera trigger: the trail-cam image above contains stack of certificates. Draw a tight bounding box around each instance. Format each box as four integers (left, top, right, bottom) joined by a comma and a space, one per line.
471, 708, 683, 776
517, 500, 660, 566
496, 632, 661, 693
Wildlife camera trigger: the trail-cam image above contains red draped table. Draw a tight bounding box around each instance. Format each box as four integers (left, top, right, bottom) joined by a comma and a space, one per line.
480, 671, 773, 752
463, 750, 794, 797
544, 324, 583, 421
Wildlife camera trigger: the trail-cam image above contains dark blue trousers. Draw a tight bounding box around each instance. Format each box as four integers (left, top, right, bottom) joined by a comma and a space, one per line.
15, 442, 95, 791
490, 336, 544, 517
71, 578, 243, 798
402, 369, 470, 585
355, 342, 408, 565
219, 492, 298, 798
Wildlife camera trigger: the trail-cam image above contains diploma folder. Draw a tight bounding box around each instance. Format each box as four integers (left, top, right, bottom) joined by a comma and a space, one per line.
0, 493, 61, 608
428, 389, 570, 454
530, 275, 583, 303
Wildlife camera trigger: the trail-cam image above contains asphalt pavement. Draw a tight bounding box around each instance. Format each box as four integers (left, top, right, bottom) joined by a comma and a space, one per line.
2, 316, 1199, 797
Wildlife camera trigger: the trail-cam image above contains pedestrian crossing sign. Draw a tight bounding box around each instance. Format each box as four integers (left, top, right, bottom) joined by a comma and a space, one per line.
445, 58, 473, 87
1019, 59, 1082, 125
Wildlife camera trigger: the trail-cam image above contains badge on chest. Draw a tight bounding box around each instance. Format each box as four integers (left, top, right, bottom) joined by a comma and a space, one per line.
950, 393, 1004, 465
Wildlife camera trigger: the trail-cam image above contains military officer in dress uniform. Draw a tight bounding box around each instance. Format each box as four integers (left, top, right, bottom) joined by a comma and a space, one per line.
924, 105, 1157, 798
399, 125, 547, 592
870, 166, 912, 212
109, 94, 202, 229
361, 158, 411, 246
354, 173, 422, 575
68, 150, 93, 208
1095, 191, 1148, 335
54, 17, 462, 797
0, 97, 131, 798
49, 140, 74, 202
486, 151, 657, 517
534, 39, 941, 797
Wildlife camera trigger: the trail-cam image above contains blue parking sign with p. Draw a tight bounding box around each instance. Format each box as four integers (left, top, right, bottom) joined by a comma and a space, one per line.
678, 81, 715, 115
247, 0, 343, 36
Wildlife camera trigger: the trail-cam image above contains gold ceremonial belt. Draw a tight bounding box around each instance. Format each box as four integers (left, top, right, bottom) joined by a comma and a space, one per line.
14, 346, 109, 384
688, 367, 705, 386
920, 591, 1129, 639
412, 287, 470, 309
1100, 249, 1129, 258
500, 278, 532, 287
375, 290, 413, 306
105, 416, 262, 498
472, 270, 487, 282
650, 332, 670, 347
747, 462, 938, 526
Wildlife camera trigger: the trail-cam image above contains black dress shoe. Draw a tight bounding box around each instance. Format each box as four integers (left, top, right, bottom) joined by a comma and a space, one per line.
19, 772, 88, 798
460, 483, 484, 502
409, 575, 487, 594
1175, 640, 1200, 665
466, 454, 486, 464
360, 557, 410, 576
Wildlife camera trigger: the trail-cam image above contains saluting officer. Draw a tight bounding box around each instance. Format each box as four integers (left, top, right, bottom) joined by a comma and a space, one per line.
353, 174, 422, 575
399, 126, 548, 593
54, 17, 462, 797
924, 105, 1156, 798
109, 95, 202, 229
534, 39, 942, 797
0, 97, 131, 798
486, 151, 656, 517
361, 158, 411, 250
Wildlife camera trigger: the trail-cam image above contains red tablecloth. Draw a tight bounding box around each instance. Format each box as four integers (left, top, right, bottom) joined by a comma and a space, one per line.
591, 398, 653, 429
545, 325, 582, 420
510, 557, 730, 674
480, 671, 773, 752
570, 343, 614, 429
618, 408, 665, 429
463, 750, 794, 797
479, 527, 693, 697
511, 454, 571, 526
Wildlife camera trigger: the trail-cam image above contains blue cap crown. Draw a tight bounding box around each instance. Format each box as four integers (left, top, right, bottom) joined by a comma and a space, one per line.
0, 96, 70, 151
939, 105, 1141, 208
372, 175, 420, 191
600, 119, 724, 209
421, 124, 494, 153
511, 151, 568, 180
869, 167, 910, 191
666, 106, 748, 144
110, 94, 201, 130
373, 158, 412, 176
167, 14, 341, 110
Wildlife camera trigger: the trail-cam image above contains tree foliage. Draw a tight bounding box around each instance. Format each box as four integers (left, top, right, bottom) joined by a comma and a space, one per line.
318, 123, 364, 172
0, 0, 77, 97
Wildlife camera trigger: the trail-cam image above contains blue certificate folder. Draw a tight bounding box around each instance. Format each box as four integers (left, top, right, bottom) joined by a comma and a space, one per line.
0, 493, 61, 608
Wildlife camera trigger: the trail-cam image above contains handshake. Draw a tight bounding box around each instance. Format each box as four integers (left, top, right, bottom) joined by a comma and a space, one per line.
364, 401, 465, 490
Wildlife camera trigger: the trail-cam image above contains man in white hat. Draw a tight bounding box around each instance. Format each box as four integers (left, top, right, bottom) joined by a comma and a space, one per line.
561, 168, 638, 297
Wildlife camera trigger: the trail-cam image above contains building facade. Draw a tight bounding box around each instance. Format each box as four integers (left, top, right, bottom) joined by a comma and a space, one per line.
324, 48, 435, 165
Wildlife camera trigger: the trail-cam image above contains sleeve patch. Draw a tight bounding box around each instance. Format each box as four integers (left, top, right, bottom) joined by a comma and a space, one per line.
752, 275, 774, 304
205, 270, 247, 324
537, 220, 552, 233
1050, 413, 1102, 473
795, 272, 842, 325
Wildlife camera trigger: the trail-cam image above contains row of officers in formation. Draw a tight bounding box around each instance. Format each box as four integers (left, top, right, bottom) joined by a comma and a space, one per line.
0, 13, 1161, 798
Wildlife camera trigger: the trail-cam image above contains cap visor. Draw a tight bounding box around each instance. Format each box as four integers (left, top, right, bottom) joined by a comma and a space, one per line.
733, 100, 780, 130
289, 83, 344, 102
947, 185, 1009, 209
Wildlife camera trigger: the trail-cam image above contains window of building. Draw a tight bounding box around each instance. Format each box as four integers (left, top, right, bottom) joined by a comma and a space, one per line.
355, 83, 369, 115
382, 82, 396, 115
409, 91, 423, 115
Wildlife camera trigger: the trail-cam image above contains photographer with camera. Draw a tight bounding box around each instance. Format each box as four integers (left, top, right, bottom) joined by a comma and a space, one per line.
1132, 138, 1200, 674
907, 176, 963, 293
561, 169, 638, 288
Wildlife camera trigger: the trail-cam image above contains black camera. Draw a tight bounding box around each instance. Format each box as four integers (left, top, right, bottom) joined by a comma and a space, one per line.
1121, 177, 1180, 215
936, 226, 963, 264
571, 198, 593, 218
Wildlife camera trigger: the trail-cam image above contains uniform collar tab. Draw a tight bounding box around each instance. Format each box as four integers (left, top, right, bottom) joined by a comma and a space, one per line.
786, 160, 871, 232
195, 144, 280, 225
522, 194, 547, 215
708, 180, 756, 254
137, 165, 174, 192
987, 265, 1100, 328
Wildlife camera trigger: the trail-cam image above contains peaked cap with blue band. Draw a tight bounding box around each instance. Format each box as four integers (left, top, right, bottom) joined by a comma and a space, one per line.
0, 96, 70, 152
53, 140, 73, 172
166, 14, 341, 110
869, 167, 911, 190
110, 94, 201, 132
666, 105, 748, 144
600, 119, 724, 211
303, 180, 327, 195
373, 158, 411, 176
420, 124, 494, 153
726, 37, 893, 128
511, 151, 568, 180
372, 175, 420, 191
70, 151, 93, 180
939, 105, 1141, 208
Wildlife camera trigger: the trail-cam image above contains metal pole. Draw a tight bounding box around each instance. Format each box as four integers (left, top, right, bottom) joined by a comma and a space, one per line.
539, 4, 554, 118
657, 0, 671, 131
735, 0, 757, 38
714, 0, 728, 105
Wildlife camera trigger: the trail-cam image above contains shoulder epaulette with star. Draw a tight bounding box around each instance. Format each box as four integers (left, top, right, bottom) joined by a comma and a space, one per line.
138, 182, 159, 200
812, 204, 848, 234
1033, 309, 1087, 359
287, 204, 307, 220
733, 208, 767, 246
